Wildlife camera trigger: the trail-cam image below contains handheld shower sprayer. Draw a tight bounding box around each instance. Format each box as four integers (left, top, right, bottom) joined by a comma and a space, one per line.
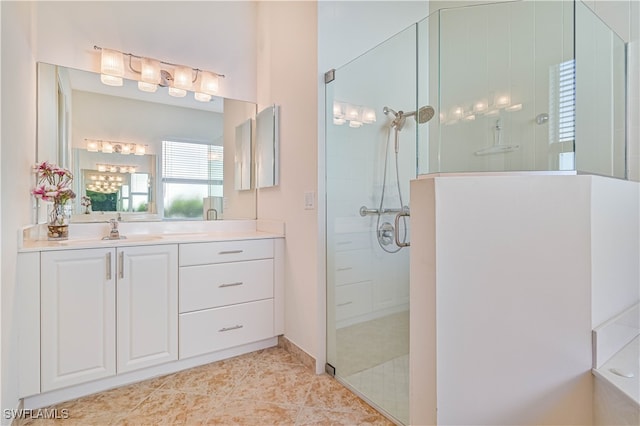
383, 105, 436, 152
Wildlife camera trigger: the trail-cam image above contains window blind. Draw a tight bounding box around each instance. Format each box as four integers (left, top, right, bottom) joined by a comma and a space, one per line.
162, 140, 223, 184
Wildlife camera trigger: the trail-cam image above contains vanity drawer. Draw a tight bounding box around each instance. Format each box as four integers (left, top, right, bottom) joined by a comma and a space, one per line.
179, 299, 274, 359
179, 239, 273, 266
179, 259, 273, 313
334, 232, 371, 252
334, 249, 372, 286
335, 281, 372, 322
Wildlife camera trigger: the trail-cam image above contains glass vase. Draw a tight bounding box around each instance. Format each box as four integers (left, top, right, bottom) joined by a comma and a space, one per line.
47, 202, 70, 240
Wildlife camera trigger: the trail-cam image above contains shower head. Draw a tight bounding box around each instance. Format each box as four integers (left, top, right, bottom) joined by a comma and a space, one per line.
384, 105, 436, 129
416, 106, 435, 124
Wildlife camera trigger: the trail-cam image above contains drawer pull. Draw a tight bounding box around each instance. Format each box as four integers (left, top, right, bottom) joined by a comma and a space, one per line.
106, 252, 112, 280
336, 267, 353, 272
337, 301, 353, 307
219, 281, 243, 288
219, 325, 244, 332
218, 250, 244, 255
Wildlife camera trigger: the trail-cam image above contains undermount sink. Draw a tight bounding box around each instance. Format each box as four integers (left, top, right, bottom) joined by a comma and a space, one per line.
99, 234, 162, 243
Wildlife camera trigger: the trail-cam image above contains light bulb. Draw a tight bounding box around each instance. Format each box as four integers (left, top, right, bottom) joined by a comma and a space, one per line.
362, 108, 376, 124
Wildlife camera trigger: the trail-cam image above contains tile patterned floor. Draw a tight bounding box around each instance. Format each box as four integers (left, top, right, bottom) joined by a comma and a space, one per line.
17, 347, 394, 426
345, 355, 409, 425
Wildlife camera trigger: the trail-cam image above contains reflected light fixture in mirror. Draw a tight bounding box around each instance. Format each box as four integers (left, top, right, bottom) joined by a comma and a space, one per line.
85, 138, 146, 156
95, 45, 223, 102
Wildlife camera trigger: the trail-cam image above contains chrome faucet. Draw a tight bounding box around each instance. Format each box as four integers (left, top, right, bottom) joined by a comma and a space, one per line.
108, 219, 120, 239
102, 218, 124, 240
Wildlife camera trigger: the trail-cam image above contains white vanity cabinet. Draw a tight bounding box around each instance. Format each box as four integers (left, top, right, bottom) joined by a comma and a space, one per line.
20, 231, 284, 408
40, 244, 178, 392
41, 248, 116, 392
178, 239, 277, 359
116, 244, 178, 373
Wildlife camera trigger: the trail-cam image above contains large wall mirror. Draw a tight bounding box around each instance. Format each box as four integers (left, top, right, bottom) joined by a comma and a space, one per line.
37, 62, 256, 223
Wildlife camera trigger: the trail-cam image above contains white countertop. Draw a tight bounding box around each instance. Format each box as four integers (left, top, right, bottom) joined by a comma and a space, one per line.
19, 219, 284, 252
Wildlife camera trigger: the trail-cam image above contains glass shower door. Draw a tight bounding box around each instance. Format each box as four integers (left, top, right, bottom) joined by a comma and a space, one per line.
325, 25, 417, 425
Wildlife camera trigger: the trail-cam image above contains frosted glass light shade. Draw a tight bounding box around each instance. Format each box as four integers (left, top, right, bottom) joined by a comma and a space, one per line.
168, 87, 187, 97
101, 49, 124, 75
86, 140, 99, 152
173, 66, 193, 90
362, 108, 376, 124
101, 142, 113, 153
199, 71, 219, 95
101, 74, 123, 87
120, 144, 131, 155
140, 58, 161, 84
194, 92, 212, 102
138, 81, 158, 92
134, 145, 146, 156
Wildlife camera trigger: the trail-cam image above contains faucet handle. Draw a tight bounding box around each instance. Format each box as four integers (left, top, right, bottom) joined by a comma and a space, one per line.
109, 218, 118, 229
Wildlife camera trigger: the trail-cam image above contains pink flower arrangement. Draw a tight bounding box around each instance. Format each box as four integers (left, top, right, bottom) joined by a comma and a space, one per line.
31, 161, 76, 205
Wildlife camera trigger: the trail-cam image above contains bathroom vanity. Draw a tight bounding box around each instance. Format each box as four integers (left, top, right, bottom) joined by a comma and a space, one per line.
17, 220, 284, 409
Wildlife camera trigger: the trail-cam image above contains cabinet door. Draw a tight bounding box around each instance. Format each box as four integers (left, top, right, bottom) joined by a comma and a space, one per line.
41, 248, 116, 391
117, 244, 178, 373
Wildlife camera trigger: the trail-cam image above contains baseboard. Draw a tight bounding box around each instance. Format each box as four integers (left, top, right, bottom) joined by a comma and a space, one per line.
278, 335, 316, 372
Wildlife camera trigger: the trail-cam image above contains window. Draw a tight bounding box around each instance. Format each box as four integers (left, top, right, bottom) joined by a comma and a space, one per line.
162, 140, 223, 219
549, 59, 576, 169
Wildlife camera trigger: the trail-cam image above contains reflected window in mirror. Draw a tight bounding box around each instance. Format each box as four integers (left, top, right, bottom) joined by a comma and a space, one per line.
162, 140, 223, 220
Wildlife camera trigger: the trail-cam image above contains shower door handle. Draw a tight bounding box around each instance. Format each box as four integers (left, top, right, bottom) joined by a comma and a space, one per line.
395, 211, 410, 248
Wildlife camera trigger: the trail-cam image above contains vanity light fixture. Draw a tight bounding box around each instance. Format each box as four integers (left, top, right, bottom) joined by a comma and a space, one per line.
84, 139, 147, 156
94, 45, 224, 102
333, 100, 376, 128
96, 163, 137, 174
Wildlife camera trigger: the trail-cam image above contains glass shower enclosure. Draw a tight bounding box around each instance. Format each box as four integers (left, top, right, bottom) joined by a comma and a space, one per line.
325, 1, 626, 424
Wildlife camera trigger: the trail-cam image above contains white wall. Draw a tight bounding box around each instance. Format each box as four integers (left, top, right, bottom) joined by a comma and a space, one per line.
590, 176, 640, 327
255, 0, 319, 364
33, 1, 257, 102
411, 174, 594, 425
1, 2, 37, 422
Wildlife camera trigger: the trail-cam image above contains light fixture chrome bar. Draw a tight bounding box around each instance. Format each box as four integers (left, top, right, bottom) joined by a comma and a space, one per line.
93, 45, 225, 78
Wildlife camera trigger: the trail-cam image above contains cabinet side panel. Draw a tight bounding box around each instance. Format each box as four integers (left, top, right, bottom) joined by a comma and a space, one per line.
18, 252, 41, 398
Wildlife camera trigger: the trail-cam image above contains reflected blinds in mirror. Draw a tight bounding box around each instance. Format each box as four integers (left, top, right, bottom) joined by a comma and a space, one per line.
161, 140, 224, 219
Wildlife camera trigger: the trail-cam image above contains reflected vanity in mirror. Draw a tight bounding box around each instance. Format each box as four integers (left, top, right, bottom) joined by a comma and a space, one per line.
256, 105, 279, 188
36, 62, 257, 223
